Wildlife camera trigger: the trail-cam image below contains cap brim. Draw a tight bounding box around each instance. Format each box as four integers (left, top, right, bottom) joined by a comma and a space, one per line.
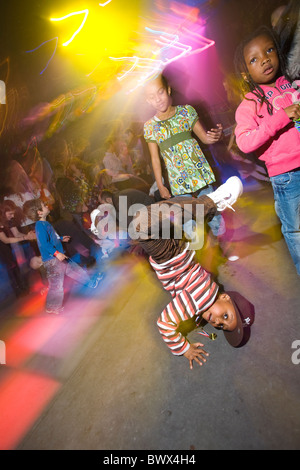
223, 293, 251, 348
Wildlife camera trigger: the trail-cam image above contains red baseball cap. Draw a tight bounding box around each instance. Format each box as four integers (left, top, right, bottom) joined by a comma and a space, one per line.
223, 291, 255, 347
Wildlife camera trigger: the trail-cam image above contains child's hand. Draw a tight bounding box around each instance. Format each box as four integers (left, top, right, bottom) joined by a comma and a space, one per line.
27, 231, 36, 240
284, 103, 300, 120
159, 186, 171, 199
62, 236, 71, 242
183, 343, 209, 370
55, 252, 67, 262
206, 123, 223, 143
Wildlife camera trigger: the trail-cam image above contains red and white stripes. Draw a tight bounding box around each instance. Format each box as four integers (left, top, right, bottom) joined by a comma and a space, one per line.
150, 244, 218, 355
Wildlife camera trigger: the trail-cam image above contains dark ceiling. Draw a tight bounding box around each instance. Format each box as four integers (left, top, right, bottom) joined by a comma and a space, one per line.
0, 0, 284, 95
0, 0, 285, 155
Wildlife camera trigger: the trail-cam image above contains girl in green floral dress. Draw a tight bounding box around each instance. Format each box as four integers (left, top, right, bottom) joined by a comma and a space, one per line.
144, 73, 226, 240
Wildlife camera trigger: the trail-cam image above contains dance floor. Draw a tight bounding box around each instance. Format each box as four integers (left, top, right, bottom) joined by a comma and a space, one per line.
0, 180, 299, 450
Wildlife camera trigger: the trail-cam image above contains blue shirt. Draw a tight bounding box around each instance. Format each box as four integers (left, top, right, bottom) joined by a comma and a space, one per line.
35, 220, 64, 262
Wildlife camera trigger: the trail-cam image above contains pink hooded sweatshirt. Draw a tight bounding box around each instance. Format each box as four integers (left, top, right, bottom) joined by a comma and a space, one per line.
235, 77, 300, 177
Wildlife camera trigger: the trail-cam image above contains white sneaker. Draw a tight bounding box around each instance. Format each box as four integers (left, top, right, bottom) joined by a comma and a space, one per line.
88, 273, 104, 289
227, 255, 240, 262
207, 177, 243, 212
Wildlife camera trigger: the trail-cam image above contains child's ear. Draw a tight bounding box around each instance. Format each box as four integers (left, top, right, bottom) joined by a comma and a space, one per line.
219, 293, 231, 302
241, 72, 249, 82
167, 86, 171, 96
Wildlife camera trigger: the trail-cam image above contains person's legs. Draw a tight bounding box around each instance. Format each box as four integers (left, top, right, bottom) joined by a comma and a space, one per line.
197, 185, 226, 237
64, 257, 104, 288
136, 177, 244, 261
8, 264, 27, 296
197, 182, 238, 260
65, 258, 91, 285
206, 176, 244, 260
44, 258, 65, 312
270, 169, 300, 275
172, 194, 207, 249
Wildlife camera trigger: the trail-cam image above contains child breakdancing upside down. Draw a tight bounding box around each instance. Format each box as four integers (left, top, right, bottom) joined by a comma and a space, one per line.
132, 176, 255, 369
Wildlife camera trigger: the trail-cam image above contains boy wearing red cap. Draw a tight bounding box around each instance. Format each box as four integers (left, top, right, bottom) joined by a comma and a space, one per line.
132, 176, 255, 369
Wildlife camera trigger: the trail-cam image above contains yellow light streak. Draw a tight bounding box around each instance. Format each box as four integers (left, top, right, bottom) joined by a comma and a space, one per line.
99, 0, 112, 6
50, 9, 89, 47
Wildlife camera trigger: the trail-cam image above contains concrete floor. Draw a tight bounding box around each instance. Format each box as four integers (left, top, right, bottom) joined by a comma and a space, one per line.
0, 181, 299, 451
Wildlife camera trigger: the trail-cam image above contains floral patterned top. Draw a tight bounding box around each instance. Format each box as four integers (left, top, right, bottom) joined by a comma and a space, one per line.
144, 105, 215, 196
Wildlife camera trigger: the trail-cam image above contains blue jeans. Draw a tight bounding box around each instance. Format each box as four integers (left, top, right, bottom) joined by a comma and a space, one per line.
197, 185, 226, 237
44, 257, 90, 310
270, 168, 300, 275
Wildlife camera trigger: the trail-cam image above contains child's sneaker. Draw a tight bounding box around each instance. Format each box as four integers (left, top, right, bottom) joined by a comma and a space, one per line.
46, 306, 64, 315
207, 176, 243, 212
88, 273, 104, 289
227, 255, 240, 262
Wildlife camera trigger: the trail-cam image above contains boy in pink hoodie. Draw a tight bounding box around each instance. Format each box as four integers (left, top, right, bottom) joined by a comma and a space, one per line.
234, 26, 300, 275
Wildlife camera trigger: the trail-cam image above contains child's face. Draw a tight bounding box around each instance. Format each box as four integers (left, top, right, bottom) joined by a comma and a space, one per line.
201, 294, 237, 331
243, 34, 279, 86
5, 210, 15, 221
39, 202, 50, 218
145, 77, 171, 113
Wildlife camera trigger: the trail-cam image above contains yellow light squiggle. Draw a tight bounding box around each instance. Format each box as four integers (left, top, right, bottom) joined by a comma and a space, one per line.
99, 0, 112, 6
50, 9, 89, 47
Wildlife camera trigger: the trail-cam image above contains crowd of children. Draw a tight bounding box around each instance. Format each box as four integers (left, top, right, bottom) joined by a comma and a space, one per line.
0, 125, 153, 312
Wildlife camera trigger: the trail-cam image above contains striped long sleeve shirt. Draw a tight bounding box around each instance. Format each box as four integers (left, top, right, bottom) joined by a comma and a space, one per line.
150, 244, 219, 355
134, 194, 218, 355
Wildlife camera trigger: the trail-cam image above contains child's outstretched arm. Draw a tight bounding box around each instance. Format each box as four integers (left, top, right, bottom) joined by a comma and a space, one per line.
157, 291, 210, 370
148, 142, 171, 199
193, 121, 223, 145
0, 231, 34, 244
